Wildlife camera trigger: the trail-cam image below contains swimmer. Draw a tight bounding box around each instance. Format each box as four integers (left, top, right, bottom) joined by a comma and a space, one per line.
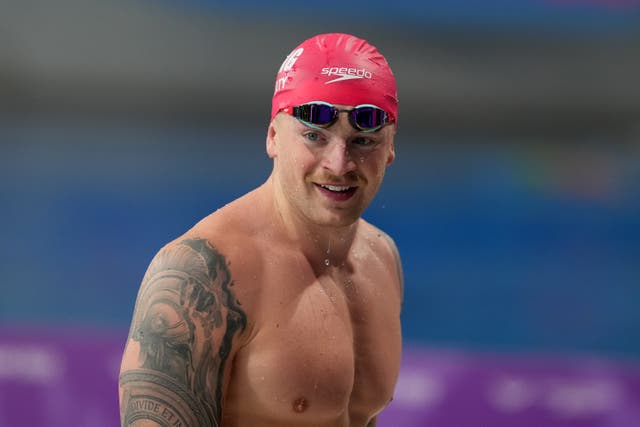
119, 33, 403, 427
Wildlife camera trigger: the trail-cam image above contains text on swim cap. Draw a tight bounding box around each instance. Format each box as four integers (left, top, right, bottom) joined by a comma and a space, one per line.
279, 48, 304, 73
274, 48, 304, 94
321, 67, 372, 79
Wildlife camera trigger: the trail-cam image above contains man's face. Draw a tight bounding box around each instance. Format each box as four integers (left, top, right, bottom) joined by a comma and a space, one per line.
267, 105, 396, 228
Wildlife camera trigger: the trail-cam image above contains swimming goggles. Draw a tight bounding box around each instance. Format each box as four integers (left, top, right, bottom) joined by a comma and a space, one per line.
281, 101, 394, 133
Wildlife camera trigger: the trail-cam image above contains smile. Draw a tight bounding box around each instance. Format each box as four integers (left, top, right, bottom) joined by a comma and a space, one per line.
314, 183, 358, 201
320, 184, 353, 192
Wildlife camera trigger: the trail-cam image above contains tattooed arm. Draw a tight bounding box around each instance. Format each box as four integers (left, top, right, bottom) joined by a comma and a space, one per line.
119, 238, 247, 427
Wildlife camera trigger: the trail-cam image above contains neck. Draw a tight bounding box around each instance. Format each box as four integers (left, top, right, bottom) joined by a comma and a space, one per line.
266, 176, 359, 267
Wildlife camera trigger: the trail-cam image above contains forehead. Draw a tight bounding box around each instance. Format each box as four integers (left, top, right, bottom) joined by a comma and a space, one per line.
328, 103, 353, 110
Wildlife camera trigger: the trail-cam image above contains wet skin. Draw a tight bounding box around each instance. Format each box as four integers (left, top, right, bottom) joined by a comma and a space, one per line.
119, 110, 403, 426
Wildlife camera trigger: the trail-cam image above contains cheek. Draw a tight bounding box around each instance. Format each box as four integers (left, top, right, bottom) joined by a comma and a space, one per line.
286, 149, 317, 175
362, 156, 388, 179
279, 153, 315, 190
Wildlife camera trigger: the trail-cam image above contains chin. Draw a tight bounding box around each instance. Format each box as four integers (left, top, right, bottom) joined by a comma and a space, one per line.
309, 209, 363, 228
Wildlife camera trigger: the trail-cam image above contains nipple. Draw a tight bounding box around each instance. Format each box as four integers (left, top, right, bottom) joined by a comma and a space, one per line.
292, 397, 309, 413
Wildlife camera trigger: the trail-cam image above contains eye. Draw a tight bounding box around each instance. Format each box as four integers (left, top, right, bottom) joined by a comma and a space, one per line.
351, 136, 377, 147
304, 131, 323, 143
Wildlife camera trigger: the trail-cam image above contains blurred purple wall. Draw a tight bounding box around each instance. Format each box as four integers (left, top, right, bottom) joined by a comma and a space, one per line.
2, 328, 639, 427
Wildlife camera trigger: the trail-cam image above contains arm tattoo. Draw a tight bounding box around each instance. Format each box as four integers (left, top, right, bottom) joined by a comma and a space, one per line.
120, 238, 247, 427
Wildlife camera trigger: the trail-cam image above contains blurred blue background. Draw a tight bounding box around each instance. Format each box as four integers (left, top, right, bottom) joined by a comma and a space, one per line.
1, 0, 640, 425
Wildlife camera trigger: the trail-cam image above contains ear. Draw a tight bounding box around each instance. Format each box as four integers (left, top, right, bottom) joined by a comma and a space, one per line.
266, 119, 279, 159
386, 139, 396, 166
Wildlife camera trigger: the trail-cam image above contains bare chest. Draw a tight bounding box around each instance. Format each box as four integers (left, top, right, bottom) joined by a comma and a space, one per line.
225, 263, 402, 425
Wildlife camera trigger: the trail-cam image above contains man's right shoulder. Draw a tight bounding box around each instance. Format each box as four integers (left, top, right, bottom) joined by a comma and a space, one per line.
156, 229, 263, 300
121, 236, 251, 426
145, 203, 267, 317
155, 231, 263, 290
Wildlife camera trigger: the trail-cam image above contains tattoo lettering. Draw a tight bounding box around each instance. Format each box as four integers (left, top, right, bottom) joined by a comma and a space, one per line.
120, 238, 247, 427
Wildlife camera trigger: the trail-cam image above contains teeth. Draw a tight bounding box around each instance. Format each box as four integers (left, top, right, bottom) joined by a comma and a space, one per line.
321, 184, 351, 192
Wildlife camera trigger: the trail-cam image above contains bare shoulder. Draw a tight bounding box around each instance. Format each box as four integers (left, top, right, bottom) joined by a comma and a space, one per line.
185, 200, 267, 282
119, 236, 249, 426
359, 219, 404, 302
119, 202, 265, 427
176, 213, 266, 329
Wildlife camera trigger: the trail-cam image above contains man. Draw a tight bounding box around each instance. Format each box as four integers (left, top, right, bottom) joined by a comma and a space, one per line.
119, 33, 403, 427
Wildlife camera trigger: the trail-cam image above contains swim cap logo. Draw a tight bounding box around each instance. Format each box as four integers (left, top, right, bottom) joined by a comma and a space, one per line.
274, 48, 304, 93
271, 33, 397, 121
321, 67, 373, 84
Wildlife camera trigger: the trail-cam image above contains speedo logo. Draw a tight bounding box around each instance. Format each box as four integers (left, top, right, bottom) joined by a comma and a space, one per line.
321, 67, 373, 84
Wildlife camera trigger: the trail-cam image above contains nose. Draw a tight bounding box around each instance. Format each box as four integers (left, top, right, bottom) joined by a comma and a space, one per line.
321, 139, 357, 177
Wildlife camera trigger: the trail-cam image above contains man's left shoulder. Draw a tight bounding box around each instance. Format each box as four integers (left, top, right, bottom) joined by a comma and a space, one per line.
359, 220, 400, 257
359, 220, 404, 300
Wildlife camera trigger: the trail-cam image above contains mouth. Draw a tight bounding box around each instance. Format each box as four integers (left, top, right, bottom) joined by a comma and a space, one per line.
314, 183, 358, 201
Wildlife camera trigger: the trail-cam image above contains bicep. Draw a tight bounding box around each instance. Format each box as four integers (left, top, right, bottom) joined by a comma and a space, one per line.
119, 238, 247, 427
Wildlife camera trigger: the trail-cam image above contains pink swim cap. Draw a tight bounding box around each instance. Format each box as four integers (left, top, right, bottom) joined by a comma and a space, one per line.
271, 33, 398, 123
